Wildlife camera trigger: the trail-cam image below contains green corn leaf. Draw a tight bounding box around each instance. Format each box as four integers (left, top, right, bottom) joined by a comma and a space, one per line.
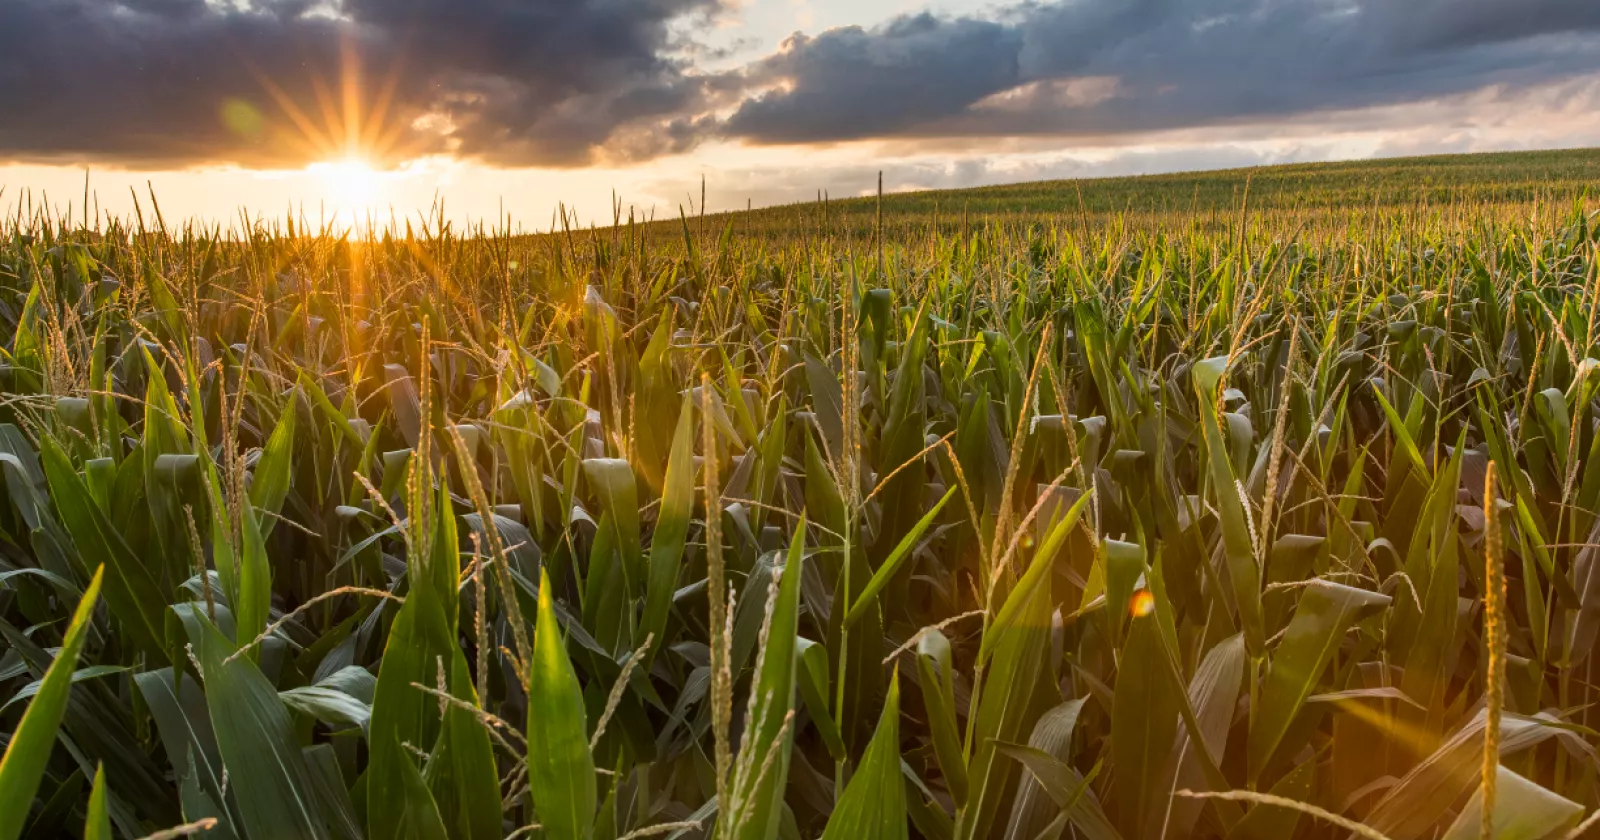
1192, 355, 1265, 655
84, 763, 111, 840
233, 501, 273, 660
1371, 386, 1429, 479
1513, 495, 1580, 609
796, 638, 847, 762
1398, 492, 1462, 721
979, 488, 1092, 664
804, 353, 845, 460
583, 509, 628, 651
427, 649, 502, 840
249, 388, 298, 534
1, 664, 127, 712
297, 369, 363, 445
1167, 634, 1246, 839
992, 745, 1118, 840
139, 343, 190, 462
134, 665, 230, 826
39, 438, 168, 659
278, 684, 371, 732
803, 428, 849, 607
583, 457, 643, 608
826, 541, 884, 754
424, 477, 460, 632
845, 486, 956, 628
393, 744, 450, 840
904, 761, 956, 840
366, 482, 467, 839
727, 521, 806, 840
304, 745, 363, 840
1365, 710, 1568, 840
1001, 699, 1086, 840
1247, 580, 1390, 782
747, 394, 787, 534
1100, 538, 1146, 646
1533, 387, 1572, 473
0, 566, 102, 840
957, 524, 1056, 840
915, 630, 967, 807
173, 602, 331, 840
1109, 609, 1182, 840
643, 393, 695, 660
820, 672, 907, 840
1439, 765, 1581, 840
366, 643, 449, 840
871, 304, 932, 593
528, 566, 597, 840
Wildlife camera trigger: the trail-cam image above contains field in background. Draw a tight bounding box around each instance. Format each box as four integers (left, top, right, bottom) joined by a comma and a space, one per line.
669, 147, 1600, 241
1, 148, 1599, 840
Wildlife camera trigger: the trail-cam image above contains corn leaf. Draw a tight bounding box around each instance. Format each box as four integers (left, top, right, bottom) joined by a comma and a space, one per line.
528, 566, 597, 840
1439, 765, 1581, 840
84, 763, 111, 840
0, 566, 102, 840
845, 486, 956, 628
820, 673, 907, 840
1247, 580, 1389, 782
173, 603, 331, 840
727, 522, 806, 840
643, 394, 695, 659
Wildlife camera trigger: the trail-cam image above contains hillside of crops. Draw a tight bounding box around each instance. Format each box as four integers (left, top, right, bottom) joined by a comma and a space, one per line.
3, 149, 1600, 840
703, 147, 1600, 242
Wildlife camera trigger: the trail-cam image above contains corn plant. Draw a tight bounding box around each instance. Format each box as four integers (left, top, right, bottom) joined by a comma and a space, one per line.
1, 151, 1599, 839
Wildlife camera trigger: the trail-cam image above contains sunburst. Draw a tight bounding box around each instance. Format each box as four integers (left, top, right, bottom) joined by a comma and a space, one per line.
305, 156, 384, 219
228, 29, 432, 177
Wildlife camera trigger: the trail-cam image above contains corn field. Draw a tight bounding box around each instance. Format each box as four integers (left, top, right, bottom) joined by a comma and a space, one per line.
3, 156, 1600, 840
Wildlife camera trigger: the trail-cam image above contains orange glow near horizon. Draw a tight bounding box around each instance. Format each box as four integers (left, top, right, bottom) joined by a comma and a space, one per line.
304, 157, 385, 221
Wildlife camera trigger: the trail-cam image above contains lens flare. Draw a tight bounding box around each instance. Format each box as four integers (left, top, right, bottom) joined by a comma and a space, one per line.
1129, 589, 1155, 617
220, 98, 264, 139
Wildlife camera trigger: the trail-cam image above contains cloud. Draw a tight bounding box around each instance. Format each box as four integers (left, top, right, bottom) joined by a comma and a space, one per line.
723, 13, 1023, 141
718, 0, 1600, 144
634, 73, 1600, 212
0, 0, 716, 167
639, 144, 1307, 210
1, 0, 1597, 169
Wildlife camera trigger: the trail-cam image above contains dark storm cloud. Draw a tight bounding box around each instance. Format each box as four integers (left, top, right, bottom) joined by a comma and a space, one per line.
724, 13, 1023, 141
2, 0, 1597, 167
721, 0, 1600, 144
0, 0, 715, 167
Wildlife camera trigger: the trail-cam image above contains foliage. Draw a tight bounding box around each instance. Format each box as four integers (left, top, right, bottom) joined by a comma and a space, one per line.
2, 149, 1600, 838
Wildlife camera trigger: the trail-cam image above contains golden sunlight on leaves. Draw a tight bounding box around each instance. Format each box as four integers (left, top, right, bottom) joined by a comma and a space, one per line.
4, 150, 1600, 840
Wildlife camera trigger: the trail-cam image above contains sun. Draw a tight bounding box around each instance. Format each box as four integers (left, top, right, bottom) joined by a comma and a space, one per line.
308, 157, 383, 219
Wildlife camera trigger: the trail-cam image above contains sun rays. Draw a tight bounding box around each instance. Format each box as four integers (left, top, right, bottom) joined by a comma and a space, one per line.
228, 28, 433, 174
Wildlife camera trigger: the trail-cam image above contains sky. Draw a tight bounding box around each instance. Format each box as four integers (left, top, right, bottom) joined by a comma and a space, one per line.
1, 0, 1599, 229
